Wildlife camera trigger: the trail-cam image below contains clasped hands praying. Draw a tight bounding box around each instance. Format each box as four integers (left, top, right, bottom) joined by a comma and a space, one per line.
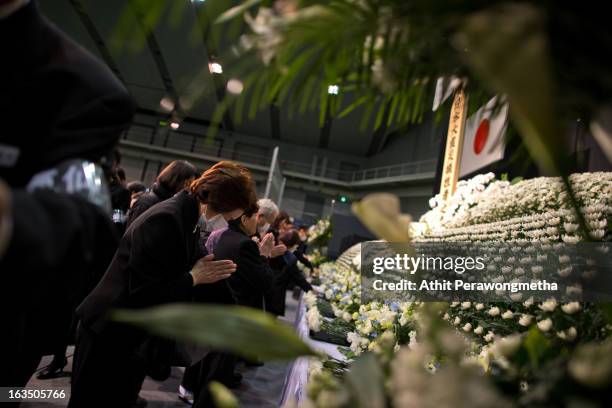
190, 232, 286, 286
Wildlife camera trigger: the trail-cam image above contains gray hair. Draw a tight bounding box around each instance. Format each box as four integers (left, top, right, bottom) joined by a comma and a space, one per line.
257, 198, 279, 218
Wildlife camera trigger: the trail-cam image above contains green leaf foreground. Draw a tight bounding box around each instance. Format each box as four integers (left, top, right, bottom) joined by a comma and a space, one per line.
345, 353, 386, 408
209, 381, 240, 408
111, 303, 316, 361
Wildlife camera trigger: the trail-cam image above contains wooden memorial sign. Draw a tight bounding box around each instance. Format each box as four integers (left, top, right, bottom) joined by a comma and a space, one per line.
439, 89, 468, 201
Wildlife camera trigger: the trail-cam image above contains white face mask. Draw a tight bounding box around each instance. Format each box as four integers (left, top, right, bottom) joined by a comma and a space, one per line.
257, 223, 270, 236
200, 213, 228, 232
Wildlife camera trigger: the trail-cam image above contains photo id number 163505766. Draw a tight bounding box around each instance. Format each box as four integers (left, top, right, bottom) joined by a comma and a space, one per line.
3, 388, 66, 401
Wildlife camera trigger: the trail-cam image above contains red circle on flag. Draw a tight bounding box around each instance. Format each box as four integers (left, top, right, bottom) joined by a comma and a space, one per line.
473, 119, 490, 155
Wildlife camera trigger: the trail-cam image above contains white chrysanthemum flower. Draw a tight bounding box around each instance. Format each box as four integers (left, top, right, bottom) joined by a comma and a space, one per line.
562, 235, 581, 243
488, 307, 500, 316
557, 327, 577, 341
558, 266, 573, 277
474, 326, 484, 335
563, 222, 579, 233
501, 310, 514, 319
463, 323, 472, 332
509, 292, 523, 301
539, 299, 558, 312
537, 318, 553, 332
561, 302, 581, 314
518, 314, 533, 326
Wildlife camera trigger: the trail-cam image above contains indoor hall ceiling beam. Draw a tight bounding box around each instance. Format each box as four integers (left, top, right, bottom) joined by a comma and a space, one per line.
365, 102, 391, 156
128, 2, 182, 117
137, 108, 213, 128
192, 5, 234, 132
69, 0, 126, 83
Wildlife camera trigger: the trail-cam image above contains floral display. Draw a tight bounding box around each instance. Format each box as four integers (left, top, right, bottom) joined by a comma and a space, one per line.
345, 302, 416, 357
307, 247, 329, 268
307, 218, 333, 248
302, 171, 612, 407
419, 171, 611, 236
304, 245, 418, 358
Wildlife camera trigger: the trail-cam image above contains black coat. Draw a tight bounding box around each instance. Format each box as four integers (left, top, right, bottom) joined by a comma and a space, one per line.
125, 183, 174, 227
295, 241, 314, 270
0, 1, 133, 387
77, 191, 200, 332
110, 180, 131, 214
259, 227, 312, 315
265, 252, 313, 316
201, 221, 275, 310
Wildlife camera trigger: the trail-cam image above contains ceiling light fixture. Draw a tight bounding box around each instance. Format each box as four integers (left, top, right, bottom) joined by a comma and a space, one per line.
328, 84, 339, 95
170, 122, 180, 130
226, 78, 244, 94
209, 62, 223, 74
159, 97, 174, 112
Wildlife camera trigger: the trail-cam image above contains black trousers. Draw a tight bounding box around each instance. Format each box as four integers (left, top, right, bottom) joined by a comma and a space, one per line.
68, 323, 146, 408
1, 309, 44, 390
181, 352, 237, 408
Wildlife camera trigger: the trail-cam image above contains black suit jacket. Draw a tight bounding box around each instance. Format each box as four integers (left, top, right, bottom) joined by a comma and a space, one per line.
265, 252, 313, 316
77, 191, 200, 332
295, 241, 314, 270
204, 221, 275, 310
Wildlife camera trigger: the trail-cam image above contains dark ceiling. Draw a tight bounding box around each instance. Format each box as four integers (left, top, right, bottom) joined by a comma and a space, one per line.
39, 0, 391, 157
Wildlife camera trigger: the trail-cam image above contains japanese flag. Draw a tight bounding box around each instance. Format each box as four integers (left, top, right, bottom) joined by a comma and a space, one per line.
459, 97, 509, 177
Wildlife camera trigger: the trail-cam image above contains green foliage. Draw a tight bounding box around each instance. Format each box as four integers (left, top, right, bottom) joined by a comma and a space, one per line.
209, 381, 239, 408
316, 298, 335, 318
311, 317, 355, 346
344, 353, 385, 408
522, 327, 551, 368
598, 303, 612, 325
111, 303, 315, 361
111, 0, 612, 186
322, 357, 351, 379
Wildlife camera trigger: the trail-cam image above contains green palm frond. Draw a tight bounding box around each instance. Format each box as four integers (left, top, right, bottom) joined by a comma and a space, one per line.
111, 0, 611, 181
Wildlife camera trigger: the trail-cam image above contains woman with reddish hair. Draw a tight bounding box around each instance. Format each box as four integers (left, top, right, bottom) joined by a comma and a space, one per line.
69, 161, 257, 408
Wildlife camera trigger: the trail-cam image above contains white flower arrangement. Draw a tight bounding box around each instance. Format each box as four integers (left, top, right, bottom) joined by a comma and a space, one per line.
417, 172, 611, 244
307, 306, 322, 332
303, 291, 318, 309
304, 171, 612, 408
307, 218, 333, 247
313, 297, 418, 357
